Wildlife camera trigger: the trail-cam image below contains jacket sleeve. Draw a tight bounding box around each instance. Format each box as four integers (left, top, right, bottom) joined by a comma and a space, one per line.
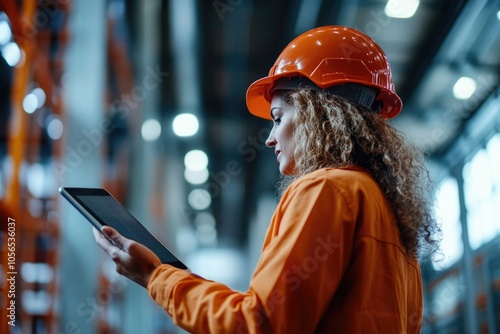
147, 174, 357, 333
148, 267, 271, 334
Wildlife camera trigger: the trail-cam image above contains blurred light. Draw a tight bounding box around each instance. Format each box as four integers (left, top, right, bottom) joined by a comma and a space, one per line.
184, 168, 209, 185
141, 119, 162, 141
0, 168, 3, 199
21, 263, 54, 284
194, 212, 217, 247
429, 275, 462, 317
2, 42, 21, 66
188, 188, 211, 210
196, 225, 217, 246
497, 10, 500, 20
27, 163, 45, 197
385, 0, 420, 18
453, 76, 476, 100
22, 93, 38, 114
173, 113, 199, 137
22, 290, 51, 315
31, 88, 46, 108
186, 248, 245, 286
194, 212, 216, 228
432, 177, 462, 270
2, 156, 12, 190
0, 20, 12, 45
46, 116, 64, 140
26, 163, 56, 198
184, 150, 208, 171
28, 198, 43, 218
463, 148, 498, 250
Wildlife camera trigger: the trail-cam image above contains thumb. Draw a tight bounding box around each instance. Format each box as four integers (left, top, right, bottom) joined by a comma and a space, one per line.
102, 226, 126, 249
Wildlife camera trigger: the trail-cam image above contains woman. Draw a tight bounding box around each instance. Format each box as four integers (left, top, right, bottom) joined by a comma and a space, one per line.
95, 26, 439, 333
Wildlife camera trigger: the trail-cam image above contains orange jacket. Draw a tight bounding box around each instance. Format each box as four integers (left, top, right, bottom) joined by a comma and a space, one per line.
148, 166, 423, 333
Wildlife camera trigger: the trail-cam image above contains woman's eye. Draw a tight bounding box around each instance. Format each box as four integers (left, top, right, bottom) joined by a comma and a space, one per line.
273, 117, 281, 125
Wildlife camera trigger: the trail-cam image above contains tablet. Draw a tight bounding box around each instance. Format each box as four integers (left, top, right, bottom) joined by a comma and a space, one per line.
59, 187, 188, 270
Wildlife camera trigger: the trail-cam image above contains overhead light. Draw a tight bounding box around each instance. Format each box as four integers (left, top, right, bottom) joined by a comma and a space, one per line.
22, 290, 51, 315
194, 213, 218, 246
46, 115, 64, 140
31, 88, 46, 108
2, 42, 21, 66
196, 224, 217, 246
184, 150, 208, 171
0, 20, 12, 45
497, 10, 500, 21
23, 93, 38, 114
173, 113, 199, 137
184, 168, 209, 185
194, 212, 216, 229
453, 76, 476, 100
385, 0, 420, 19
188, 188, 211, 210
141, 119, 162, 141
21, 263, 54, 284
26, 163, 55, 198
22, 88, 47, 114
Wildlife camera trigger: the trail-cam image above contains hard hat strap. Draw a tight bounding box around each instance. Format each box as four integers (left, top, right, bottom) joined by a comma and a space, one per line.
273, 77, 380, 111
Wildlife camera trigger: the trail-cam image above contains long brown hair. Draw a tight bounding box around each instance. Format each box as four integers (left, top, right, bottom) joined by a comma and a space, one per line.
276, 88, 440, 258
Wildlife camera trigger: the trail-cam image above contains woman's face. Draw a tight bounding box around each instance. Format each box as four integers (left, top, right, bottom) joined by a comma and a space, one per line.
265, 94, 296, 175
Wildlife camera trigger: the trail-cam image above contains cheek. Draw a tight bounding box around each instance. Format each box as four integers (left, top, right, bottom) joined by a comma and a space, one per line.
285, 129, 295, 151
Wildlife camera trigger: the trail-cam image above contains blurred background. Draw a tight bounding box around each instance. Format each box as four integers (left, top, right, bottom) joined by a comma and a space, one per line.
0, 0, 499, 333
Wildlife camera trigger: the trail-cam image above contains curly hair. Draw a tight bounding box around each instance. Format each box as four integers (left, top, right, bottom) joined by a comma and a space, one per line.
275, 88, 440, 258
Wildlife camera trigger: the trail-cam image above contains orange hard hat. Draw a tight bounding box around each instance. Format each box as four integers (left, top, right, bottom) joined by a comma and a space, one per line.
246, 26, 402, 119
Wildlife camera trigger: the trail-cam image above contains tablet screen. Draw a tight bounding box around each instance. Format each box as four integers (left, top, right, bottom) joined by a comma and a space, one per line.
61, 188, 187, 269
77, 195, 146, 240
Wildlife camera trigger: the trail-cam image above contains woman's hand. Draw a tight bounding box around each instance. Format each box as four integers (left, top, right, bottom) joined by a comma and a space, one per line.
93, 226, 161, 288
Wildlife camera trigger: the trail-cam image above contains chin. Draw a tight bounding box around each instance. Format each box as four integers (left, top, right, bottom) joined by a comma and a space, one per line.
280, 163, 296, 175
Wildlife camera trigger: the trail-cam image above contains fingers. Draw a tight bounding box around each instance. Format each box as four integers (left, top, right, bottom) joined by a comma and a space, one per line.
93, 227, 117, 254
94, 226, 133, 260
102, 226, 133, 250
92, 226, 161, 288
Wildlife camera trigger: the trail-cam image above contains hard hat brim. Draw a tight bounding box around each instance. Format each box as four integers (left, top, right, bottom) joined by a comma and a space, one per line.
246, 73, 403, 120
246, 75, 278, 120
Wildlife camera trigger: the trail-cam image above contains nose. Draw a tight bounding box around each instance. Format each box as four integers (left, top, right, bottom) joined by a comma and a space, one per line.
265, 130, 276, 148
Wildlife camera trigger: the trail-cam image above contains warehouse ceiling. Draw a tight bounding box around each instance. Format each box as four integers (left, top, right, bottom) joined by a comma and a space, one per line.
118, 0, 500, 247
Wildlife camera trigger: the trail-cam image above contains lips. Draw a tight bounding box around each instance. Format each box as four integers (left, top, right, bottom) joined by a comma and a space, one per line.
275, 150, 281, 162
